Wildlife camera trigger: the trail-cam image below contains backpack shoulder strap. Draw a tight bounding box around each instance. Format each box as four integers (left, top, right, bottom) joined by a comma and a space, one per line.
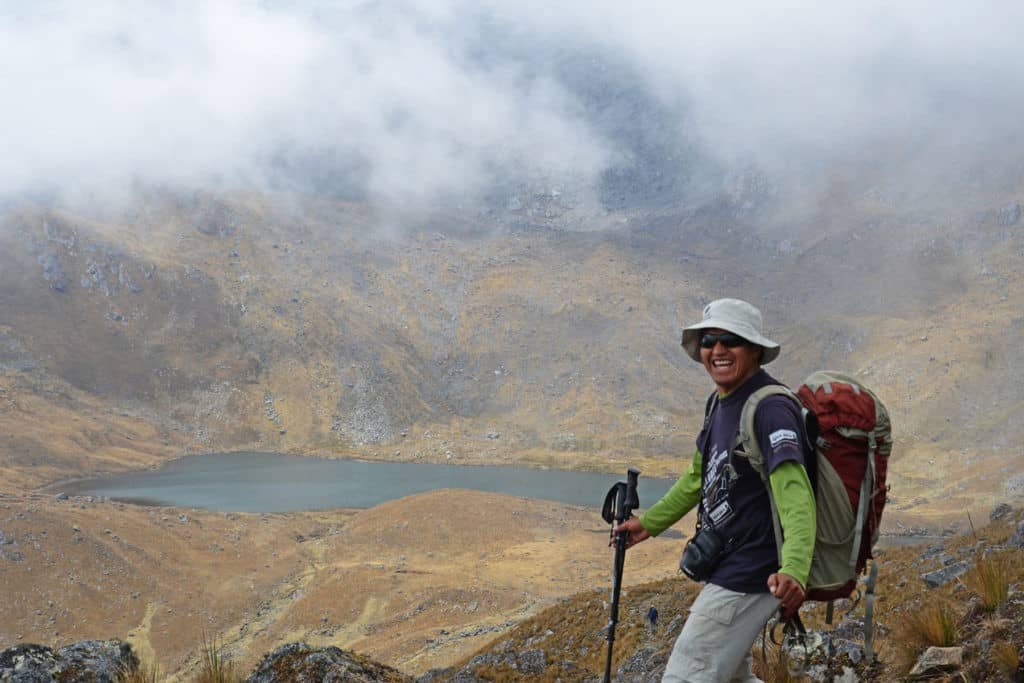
734, 384, 801, 481
733, 384, 802, 568
703, 391, 718, 422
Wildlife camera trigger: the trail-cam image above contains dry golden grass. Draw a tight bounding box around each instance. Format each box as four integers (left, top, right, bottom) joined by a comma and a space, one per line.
117, 659, 160, 683
962, 551, 1011, 613
750, 640, 802, 683
196, 633, 242, 683
912, 601, 961, 647
889, 599, 962, 673
991, 639, 1022, 681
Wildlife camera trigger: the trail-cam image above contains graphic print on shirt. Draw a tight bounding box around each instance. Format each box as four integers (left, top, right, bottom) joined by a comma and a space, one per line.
769, 428, 800, 454
702, 443, 737, 528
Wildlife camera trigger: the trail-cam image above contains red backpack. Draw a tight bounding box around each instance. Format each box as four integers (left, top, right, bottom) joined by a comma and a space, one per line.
734, 371, 891, 601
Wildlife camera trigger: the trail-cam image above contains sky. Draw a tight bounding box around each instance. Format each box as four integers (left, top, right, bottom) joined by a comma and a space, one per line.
3, 0, 1023, 210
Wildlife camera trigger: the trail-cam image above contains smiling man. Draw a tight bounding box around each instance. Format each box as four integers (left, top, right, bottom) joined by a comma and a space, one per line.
614, 298, 816, 683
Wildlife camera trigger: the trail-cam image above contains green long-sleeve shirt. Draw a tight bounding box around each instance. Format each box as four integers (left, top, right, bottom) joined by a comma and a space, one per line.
639, 450, 817, 587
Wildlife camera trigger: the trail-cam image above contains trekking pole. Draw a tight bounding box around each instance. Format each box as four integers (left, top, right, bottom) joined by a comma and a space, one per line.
601, 467, 640, 683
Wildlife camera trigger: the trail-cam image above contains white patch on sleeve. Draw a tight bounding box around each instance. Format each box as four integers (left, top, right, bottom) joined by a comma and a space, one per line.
769, 428, 798, 449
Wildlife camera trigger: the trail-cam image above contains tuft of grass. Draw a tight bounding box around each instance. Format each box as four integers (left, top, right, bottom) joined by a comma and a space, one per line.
751, 641, 802, 683
197, 632, 241, 683
992, 640, 1021, 681
118, 658, 160, 683
893, 599, 962, 670
962, 552, 1010, 613
909, 601, 961, 647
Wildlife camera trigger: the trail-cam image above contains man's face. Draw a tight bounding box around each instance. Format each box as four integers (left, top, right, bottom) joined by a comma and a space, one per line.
699, 328, 763, 395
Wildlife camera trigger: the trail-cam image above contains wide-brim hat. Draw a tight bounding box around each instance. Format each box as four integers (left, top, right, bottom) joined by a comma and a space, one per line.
681, 298, 780, 364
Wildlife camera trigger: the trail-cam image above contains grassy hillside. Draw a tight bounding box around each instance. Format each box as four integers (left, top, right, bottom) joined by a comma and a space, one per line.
2, 186, 1023, 523
444, 510, 1024, 682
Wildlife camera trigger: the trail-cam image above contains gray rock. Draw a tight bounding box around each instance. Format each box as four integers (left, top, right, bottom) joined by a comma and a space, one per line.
833, 666, 860, 683
831, 638, 865, 664
54, 640, 138, 682
0, 644, 57, 683
0, 640, 138, 682
1010, 519, 1024, 548
921, 561, 971, 588
464, 652, 515, 670
909, 646, 963, 679
617, 646, 667, 682
416, 667, 456, 682
664, 614, 684, 637
517, 649, 546, 676
244, 642, 412, 682
989, 502, 1013, 521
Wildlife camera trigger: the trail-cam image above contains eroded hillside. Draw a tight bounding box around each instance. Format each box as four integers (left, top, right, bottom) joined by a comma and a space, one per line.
2, 188, 1023, 525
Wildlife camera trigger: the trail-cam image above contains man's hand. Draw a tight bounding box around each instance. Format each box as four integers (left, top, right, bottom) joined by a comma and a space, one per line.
767, 572, 806, 619
611, 516, 650, 549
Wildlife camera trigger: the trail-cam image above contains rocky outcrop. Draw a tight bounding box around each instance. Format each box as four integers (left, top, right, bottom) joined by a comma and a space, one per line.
244, 642, 412, 683
0, 640, 137, 682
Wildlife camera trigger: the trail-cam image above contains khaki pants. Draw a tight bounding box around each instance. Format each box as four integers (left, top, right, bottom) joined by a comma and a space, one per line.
663, 583, 780, 683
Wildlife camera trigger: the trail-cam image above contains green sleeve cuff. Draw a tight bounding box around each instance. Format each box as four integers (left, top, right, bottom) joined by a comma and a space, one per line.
769, 460, 817, 586
639, 450, 702, 536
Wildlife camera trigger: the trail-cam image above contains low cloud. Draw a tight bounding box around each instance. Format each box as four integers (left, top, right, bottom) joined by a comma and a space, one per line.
3, 1, 1022, 210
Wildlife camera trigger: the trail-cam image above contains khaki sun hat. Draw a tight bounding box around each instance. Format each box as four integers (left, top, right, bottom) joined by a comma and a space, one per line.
680, 298, 780, 364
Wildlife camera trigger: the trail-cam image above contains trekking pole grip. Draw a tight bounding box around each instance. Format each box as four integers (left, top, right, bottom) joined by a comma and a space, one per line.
624, 467, 640, 519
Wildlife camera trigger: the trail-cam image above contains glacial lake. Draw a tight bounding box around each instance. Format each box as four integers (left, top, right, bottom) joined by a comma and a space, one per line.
51, 451, 677, 513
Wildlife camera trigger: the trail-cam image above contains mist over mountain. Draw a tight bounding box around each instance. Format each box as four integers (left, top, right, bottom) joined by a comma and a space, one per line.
6, 1, 1024, 216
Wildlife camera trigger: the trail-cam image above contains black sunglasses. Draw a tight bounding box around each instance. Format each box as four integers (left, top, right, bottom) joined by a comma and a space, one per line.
699, 332, 748, 349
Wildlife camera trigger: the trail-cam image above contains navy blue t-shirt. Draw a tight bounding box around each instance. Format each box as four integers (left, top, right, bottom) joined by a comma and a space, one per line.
696, 369, 810, 593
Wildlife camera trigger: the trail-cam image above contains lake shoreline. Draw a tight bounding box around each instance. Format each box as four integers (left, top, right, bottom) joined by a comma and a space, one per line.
37, 450, 678, 513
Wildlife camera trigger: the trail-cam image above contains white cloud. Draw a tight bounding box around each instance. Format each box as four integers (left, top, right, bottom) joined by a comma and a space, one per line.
3, 0, 1022, 207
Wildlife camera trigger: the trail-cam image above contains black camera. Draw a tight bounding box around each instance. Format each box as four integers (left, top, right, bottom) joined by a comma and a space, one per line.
679, 526, 727, 582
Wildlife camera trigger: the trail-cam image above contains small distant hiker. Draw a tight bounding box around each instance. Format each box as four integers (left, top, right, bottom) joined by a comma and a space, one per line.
614, 298, 817, 682
646, 606, 658, 633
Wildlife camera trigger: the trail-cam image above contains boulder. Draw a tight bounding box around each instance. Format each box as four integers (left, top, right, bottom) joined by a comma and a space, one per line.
1010, 519, 1024, 548
909, 646, 962, 679
244, 642, 412, 683
0, 640, 137, 683
921, 561, 971, 588
989, 503, 1013, 521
